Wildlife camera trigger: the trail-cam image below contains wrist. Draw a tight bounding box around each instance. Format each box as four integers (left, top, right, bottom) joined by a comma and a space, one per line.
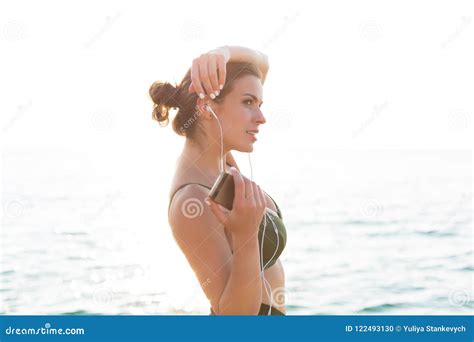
209, 45, 230, 63
232, 230, 259, 250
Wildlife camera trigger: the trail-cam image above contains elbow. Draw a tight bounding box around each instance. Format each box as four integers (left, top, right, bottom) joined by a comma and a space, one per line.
260, 52, 269, 71
259, 52, 269, 84
261, 52, 269, 69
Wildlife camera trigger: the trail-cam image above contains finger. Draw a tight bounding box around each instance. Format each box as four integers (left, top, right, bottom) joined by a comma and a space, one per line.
250, 182, 262, 227
207, 55, 219, 95
188, 83, 195, 93
216, 54, 226, 90
257, 185, 266, 209
260, 187, 267, 208
244, 178, 254, 204
206, 197, 228, 225
229, 167, 244, 203
253, 182, 261, 208
198, 58, 214, 97
191, 58, 205, 98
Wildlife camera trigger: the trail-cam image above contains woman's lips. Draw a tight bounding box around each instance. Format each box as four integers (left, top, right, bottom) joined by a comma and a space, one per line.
246, 130, 258, 141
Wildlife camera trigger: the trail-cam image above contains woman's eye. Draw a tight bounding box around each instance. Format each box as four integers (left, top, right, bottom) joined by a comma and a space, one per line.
244, 99, 262, 107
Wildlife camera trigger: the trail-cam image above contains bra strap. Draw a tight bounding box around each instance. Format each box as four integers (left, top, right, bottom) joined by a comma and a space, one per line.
168, 183, 212, 212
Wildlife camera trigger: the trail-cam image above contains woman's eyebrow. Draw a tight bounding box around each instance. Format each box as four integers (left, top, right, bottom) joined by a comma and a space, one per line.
242, 93, 263, 105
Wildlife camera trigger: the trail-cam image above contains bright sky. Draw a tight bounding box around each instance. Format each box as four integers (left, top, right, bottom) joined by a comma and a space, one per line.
1, 0, 472, 314
1, 0, 472, 156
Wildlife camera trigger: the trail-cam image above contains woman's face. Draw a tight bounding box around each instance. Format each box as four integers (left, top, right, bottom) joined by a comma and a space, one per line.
213, 75, 266, 153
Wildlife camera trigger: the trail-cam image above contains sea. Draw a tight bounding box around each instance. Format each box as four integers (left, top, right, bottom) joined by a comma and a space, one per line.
1, 148, 472, 315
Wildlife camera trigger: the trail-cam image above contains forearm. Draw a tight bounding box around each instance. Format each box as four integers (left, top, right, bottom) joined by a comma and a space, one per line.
214, 45, 269, 84
218, 232, 262, 315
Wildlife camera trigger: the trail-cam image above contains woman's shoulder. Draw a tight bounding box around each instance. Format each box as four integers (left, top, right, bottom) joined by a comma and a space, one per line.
168, 182, 212, 224
168, 180, 211, 217
167, 153, 239, 227
168, 163, 212, 205
168, 181, 228, 253
168, 158, 236, 201
169, 180, 211, 202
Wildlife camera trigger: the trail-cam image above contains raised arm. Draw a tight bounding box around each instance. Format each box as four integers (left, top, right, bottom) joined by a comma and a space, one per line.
188, 46, 269, 98
212, 46, 269, 84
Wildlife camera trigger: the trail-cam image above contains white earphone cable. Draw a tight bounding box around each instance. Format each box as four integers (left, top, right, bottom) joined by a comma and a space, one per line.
207, 103, 279, 316
205, 104, 224, 173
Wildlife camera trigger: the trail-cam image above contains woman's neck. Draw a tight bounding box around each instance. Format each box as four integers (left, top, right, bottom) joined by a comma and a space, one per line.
182, 138, 230, 176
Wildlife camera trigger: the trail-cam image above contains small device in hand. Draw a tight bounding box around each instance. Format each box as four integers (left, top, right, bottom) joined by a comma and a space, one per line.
209, 172, 235, 210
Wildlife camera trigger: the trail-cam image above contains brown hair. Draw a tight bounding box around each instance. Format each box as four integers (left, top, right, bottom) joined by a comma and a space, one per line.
149, 62, 262, 140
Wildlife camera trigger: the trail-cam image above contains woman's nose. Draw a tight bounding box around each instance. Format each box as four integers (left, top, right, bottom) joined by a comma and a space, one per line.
256, 108, 266, 124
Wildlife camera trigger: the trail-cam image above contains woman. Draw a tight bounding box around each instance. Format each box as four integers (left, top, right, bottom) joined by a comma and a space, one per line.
149, 46, 288, 315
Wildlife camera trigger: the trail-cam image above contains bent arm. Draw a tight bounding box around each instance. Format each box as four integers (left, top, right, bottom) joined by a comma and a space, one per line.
217, 232, 262, 315
211, 45, 269, 84
169, 186, 262, 315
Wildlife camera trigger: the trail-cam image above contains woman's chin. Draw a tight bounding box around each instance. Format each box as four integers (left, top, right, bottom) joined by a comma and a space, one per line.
234, 144, 254, 153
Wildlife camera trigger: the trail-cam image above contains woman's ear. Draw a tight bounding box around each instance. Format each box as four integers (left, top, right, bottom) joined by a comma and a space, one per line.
195, 99, 212, 120
196, 97, 207, 109
196, 98, 218, 120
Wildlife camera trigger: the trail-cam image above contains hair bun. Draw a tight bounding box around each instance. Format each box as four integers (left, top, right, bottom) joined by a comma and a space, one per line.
149, 81, 181, 108
149, 81, 181, 125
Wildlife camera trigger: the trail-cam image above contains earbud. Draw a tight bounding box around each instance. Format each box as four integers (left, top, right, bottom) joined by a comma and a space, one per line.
205, 104, 218, 121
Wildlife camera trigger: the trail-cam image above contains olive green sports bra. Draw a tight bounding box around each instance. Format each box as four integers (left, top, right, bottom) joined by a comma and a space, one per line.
168, 182, 287, 270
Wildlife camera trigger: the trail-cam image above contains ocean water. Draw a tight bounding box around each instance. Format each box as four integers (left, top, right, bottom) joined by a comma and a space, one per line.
1, 148, 472, 315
